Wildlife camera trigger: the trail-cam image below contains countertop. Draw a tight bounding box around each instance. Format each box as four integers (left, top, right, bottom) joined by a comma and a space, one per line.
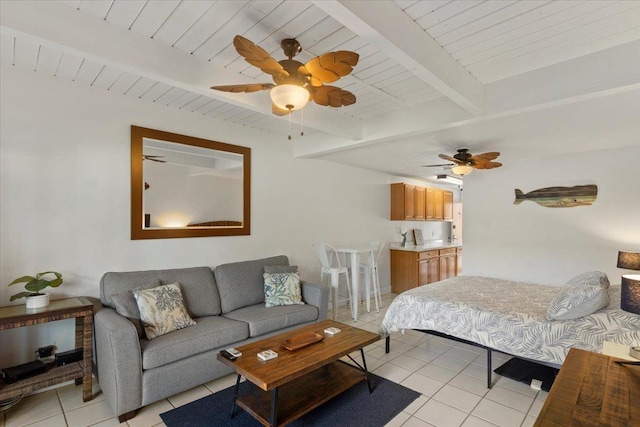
389, 241, 462, 252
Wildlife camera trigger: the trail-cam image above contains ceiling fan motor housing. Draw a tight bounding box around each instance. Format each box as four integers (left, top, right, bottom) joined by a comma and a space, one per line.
281, 39, 302, 58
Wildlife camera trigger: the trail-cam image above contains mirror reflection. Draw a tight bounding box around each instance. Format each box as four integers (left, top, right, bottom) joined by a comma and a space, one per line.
131, 126, 251, 239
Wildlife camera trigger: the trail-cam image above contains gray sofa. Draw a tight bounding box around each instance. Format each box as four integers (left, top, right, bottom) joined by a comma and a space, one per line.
93, 255, 329, 422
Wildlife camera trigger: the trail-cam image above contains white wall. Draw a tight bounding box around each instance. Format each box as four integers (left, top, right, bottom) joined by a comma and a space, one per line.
463, 147, 640, 285
0, 68, 405, 366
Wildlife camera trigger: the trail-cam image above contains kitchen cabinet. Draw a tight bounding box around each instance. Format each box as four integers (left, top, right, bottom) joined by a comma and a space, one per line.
425, 188, 435, 220
391, 247, 461, 293
456, 248, 462, 275
419, 251, 440, 285
391, 183, 416, 220
434, 190, 444, 220
444, 191, 453, 220
391, 184, 453, 222
414, 187, 425, 220
439, 248, 457, 280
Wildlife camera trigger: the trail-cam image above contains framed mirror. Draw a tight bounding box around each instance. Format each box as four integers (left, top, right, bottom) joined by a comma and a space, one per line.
131, 126, 250, 239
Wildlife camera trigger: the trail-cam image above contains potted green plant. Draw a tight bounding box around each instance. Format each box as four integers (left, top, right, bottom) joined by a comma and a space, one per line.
9, 271, 63, 309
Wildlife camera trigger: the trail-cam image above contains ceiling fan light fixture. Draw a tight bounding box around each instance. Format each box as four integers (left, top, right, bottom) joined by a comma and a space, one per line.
451, 165, 473, 176
270, 84, 309, 111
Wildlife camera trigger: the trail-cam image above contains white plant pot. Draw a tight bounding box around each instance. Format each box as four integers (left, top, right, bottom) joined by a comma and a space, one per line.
26, 293, 50, 309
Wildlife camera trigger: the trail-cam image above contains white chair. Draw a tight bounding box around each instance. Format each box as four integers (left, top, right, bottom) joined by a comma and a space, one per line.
359, 240, 384, 313
313, 243, 352, 321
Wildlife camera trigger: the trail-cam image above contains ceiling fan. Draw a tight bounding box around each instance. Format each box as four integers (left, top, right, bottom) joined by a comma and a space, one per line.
210, 35, 359, 117
422, 149, 502, 176
143, 155, 166, 163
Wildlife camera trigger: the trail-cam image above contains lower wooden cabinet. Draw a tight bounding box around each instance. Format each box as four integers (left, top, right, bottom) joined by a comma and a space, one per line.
456, 248, 462, 276
391, 247, 462, 293
439, 248, 457, 281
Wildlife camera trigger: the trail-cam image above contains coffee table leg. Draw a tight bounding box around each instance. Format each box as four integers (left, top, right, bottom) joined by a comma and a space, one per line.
270, 387, 278, 426
360, 348, 373, 394
230, 374, 241, 418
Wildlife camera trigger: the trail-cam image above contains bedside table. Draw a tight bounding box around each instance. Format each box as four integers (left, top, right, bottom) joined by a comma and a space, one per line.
535, 347, 639, 426
0, 297, 94, 402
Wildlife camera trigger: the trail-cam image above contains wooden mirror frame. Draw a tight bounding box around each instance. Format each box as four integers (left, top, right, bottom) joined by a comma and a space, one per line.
131, 126, 251, 239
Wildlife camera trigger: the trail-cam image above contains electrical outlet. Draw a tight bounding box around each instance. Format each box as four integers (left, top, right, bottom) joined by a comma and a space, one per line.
431, 231, 435, 237
396, 227, 401, 233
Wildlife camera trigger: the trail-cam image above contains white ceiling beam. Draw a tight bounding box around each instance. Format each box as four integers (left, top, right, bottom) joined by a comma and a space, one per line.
0, 0, 364, 140
313, 0, 484, 114
485, 40, 640, 114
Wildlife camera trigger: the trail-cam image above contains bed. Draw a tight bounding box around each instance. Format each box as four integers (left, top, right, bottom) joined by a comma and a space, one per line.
381, 275, 640, 384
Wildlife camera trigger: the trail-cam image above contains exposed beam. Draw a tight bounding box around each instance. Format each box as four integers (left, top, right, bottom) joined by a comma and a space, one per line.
314, 0, 483, 114
0, 0, 363, 140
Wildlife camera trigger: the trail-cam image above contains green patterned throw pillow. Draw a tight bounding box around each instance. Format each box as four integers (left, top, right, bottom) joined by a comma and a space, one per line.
264, 272, 304, 308
133, 282, 196, 339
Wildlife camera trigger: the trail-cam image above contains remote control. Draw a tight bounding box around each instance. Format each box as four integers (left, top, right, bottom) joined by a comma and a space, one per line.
225, 348, 242, 358
220, 350, 238, 361
324, 327, 341, 335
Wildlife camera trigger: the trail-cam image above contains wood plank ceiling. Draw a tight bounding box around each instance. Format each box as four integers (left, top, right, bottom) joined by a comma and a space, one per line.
1, 0, 639, 147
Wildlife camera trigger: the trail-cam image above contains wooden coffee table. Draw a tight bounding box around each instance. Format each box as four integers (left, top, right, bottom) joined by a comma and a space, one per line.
216, 319, 380, 426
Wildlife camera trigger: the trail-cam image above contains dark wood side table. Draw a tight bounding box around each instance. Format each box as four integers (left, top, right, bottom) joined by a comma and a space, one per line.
534, 347, 639, 426
0, 297, 94, 402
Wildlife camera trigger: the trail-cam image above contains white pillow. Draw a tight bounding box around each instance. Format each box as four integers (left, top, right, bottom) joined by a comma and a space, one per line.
264, 272, 304, 308
546, 284, 609, 321
134, 282, 196, 339
565, 271, 610, 289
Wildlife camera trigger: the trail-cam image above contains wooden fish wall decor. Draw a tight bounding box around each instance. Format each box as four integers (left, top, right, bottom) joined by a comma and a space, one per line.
514, 185, 597, 208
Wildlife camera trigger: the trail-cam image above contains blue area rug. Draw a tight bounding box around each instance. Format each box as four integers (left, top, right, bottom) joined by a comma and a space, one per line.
160, 373, 419, 427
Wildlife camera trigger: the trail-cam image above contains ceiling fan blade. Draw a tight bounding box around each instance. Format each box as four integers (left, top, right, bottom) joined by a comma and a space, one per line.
474, 161, 502, 170
310, 86, 356, 107
305, 51, 359, 84
421, 163, 454, 168
438, 154, 464, 164
233, 35, 288, 79
272, 103, 292, 116
472, 152, 501, 162
210, 83, 274, 93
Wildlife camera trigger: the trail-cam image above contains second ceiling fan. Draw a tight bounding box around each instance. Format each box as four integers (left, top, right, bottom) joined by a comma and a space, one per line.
422, 149, 502, 176
211, 35, 359, 116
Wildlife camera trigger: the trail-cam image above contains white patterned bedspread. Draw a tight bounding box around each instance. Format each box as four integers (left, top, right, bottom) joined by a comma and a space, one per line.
380, 276, 640, 365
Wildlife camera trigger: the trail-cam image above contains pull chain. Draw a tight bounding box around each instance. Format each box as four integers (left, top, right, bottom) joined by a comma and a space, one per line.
300, 107, 304, 136
287, 106, 293, 140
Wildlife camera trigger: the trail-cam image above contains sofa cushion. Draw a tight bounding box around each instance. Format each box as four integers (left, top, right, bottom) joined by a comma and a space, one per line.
101, 267, 221, 317
215, 255, 289, 314
134, 283, 197, 340
111, 280, 160, 338
223, 303, 319, 337
264, 265, 298, 274
140, 316, 249, 370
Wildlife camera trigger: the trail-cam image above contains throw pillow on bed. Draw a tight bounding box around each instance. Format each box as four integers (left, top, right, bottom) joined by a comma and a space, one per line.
546, 284, 609, 321
133, 282, 196, 339
264, 271, 304, 308
565, 271, 610, 289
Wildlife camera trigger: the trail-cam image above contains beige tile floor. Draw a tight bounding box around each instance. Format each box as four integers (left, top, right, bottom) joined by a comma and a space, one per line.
1, 293, 547, 427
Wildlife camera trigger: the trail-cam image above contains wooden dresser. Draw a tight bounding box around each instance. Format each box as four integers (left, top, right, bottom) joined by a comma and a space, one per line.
535, 347, 639, 426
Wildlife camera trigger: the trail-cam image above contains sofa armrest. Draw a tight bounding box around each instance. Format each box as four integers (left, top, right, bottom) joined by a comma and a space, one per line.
301, 280, 329, 321
94, 306, 143, 417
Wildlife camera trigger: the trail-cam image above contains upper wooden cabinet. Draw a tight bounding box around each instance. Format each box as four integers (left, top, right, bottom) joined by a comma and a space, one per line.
444, 191, 453, 220
414, 187, 426, 220
391, 183, 453, 222
425, 188, 435, 220
434, 189, 444, 220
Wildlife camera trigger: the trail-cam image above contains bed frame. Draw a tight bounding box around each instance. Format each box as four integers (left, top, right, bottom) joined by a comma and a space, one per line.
385, 331, 511, 389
